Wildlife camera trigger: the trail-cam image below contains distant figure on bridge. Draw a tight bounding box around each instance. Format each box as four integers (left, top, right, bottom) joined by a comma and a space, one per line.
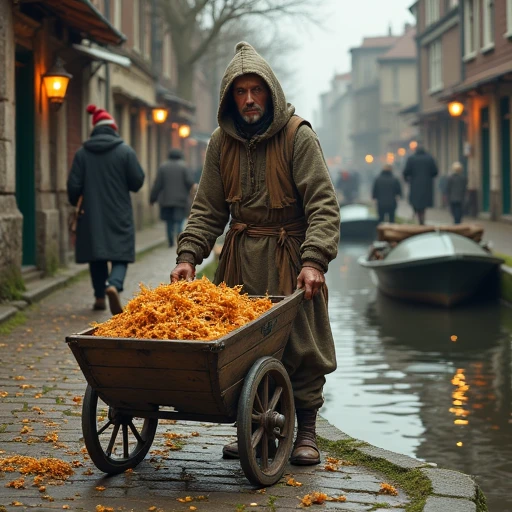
403, 144, 438, 225
446, 161, 467, 225
67, 104, 145, 316
372, 163, 402, 223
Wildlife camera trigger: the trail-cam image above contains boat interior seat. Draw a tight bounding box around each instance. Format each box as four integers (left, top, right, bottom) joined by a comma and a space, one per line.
377, 223, 484, 243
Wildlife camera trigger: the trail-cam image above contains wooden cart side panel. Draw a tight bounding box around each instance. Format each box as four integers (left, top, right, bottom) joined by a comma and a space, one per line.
220, 348, 285, 417
67, 343, 101, 389
216, 306, 297, 368
79, 347, 209, 371
89, 367, 211, 393
217, 324, 293, 393
96, 388, 222, 416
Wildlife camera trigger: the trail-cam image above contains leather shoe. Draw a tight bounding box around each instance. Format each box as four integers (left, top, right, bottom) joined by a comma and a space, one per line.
105, 286, 123, 315
222, 441, 239, 459
92, 298, 106, 311
290, 438, 320, 466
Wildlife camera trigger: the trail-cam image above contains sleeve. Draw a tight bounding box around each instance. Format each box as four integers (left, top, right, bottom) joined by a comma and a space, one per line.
125, 146, 145, 192
184, 167, 195, 191
149, 168, 163, 205
372, 178, 378, 199
176, 129, 230, 265
395, 178, 402, 197
292, 126, 340, 272
403, 157, 412, 182
67, 151, 84, 206
446, 176, 452, 197
431, 157, 439, 177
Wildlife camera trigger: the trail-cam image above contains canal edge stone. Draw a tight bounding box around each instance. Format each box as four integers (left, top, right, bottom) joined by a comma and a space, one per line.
317, 415, 484, 511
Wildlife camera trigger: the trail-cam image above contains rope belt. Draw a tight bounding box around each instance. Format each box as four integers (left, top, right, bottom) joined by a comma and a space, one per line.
216, 218, 307, 295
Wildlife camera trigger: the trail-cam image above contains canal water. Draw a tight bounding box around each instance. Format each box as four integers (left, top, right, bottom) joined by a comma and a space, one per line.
322, 243, 512, 512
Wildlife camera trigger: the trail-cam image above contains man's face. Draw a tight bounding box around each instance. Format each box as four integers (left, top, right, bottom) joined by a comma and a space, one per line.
232, 74, 270, 124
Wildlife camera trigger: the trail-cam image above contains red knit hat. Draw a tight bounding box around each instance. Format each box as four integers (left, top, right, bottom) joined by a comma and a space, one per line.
86, 104, 118, 131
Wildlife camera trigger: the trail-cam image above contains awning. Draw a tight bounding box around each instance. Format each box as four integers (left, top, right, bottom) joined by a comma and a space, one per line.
156, 85, 196, 112
441, 61, 512, 100
73, 44, 130, 68
34, 0, 125, 46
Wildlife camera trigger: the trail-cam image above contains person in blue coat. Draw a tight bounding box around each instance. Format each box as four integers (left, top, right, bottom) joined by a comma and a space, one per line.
403, 145, 438, 225
67, 105, 145, 315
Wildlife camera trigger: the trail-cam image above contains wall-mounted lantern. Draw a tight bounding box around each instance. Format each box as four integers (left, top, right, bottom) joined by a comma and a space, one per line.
448, 101, 464, 117
365, 154, 374, 164
152, 108, 168, 124
178, 124, 191, 138
42, 57, 72, 110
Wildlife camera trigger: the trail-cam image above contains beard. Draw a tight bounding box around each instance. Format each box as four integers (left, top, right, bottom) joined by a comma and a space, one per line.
242, 107, 264, 124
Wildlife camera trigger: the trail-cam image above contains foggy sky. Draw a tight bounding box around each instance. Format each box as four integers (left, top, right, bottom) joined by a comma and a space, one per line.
282, 0, 416, 123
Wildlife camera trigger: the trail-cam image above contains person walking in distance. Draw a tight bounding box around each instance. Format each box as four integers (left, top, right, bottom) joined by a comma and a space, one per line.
402, 144, 438, 225
446, 162, 467, 224
67, 104, 145, 315
170, 42, 340, 466
150, 148, 195, 247
372, 163, 402, 223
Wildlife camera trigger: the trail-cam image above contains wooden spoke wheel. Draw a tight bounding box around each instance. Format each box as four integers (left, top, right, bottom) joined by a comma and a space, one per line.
82, 385, 158, 474
237, 356, 295, 487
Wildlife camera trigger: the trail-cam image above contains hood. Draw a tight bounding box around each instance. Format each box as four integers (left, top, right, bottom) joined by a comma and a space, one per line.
218, 41, 294, 141
83, 127, 124, 153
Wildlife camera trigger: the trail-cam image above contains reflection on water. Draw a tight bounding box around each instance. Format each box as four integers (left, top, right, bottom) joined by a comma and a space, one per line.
323, 243, 512, 512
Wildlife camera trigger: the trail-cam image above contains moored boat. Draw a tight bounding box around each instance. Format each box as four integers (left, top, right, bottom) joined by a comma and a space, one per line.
358, 224, 504, 307
339, 204, 379, 241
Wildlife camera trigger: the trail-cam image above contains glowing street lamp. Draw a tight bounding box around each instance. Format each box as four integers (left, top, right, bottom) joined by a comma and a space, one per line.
365, 154, 374, 164
409, 140, 418, 151
178, 124, 191, 138
42, 58, 72, 110
152, 108, 168, 124
448, 101, 464, 117
398, 147, 406, 157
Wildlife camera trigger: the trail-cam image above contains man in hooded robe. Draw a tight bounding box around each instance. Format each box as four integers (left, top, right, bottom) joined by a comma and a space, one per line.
171, 42, 340, 466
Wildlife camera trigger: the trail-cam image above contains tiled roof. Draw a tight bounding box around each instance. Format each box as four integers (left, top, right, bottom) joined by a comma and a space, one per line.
360, 36, 399, 48
379, 27, 417, 60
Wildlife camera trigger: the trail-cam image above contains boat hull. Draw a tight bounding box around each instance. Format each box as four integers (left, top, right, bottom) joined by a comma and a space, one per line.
368, 257, 500, 307
340, 219, 380, 241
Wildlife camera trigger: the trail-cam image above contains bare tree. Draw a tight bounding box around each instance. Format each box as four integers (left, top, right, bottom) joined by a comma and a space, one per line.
159, 0, 320, 100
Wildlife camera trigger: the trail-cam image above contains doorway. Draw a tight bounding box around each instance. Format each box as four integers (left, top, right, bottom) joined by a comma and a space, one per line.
15, 47, 36, 266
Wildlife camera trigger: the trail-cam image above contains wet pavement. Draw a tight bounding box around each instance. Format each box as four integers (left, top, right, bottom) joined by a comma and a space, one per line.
0, 224, 482, 511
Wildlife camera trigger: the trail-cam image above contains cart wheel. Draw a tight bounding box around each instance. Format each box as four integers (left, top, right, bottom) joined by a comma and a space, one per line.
237, 356, 295, 487
82, 385, 158, 474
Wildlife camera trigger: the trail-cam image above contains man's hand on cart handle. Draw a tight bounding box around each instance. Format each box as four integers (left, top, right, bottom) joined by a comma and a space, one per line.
296, 266, 324, 300
170, 263, 196, 283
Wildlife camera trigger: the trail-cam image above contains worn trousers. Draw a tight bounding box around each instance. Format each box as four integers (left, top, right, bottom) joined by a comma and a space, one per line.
89, 261, 128, 299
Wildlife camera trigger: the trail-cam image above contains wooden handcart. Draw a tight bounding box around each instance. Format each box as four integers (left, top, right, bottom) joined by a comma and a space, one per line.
65, 289, 304, 487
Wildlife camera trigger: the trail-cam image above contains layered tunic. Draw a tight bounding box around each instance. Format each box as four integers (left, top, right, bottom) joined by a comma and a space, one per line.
177, 42, 340, 409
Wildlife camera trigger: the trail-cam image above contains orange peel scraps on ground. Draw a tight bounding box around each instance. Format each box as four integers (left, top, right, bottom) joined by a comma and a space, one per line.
92, 277, 273, 341
0, 456, 74, 480
380, 482, 398, 495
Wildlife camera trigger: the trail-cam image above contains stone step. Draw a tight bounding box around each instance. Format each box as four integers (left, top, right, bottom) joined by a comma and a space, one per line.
21, 265, 44, 284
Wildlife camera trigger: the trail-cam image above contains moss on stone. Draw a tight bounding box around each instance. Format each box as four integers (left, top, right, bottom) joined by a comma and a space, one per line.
0, 311, 27, 335
317, 437, 431, 512
0, 265, 25, 301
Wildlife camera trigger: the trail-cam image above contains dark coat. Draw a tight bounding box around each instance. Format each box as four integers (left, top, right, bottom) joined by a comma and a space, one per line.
67, 126, 145, 264
149, 157, 195, 209
372, 170, 402, 209
446, 173, 467, 203
403, 149, 439, 210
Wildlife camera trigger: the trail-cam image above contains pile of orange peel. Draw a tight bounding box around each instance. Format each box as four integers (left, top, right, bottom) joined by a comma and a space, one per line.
92, 277, 273, 341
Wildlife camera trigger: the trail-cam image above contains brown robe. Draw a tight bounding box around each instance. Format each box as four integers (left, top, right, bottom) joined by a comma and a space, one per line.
176, 42, 340, 410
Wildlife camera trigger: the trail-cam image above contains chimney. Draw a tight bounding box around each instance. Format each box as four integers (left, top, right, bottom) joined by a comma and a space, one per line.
404, 22, 412, 32
388, 23, 393, 36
